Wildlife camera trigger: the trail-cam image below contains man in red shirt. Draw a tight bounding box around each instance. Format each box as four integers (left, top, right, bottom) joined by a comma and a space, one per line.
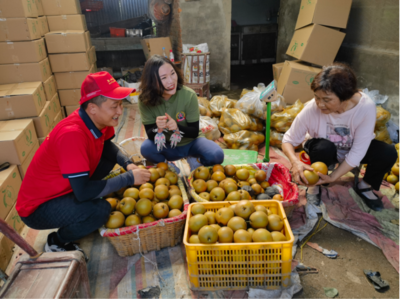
17, 72, 150, 260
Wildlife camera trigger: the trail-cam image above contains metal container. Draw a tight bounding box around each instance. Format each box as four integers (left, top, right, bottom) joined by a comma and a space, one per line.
126, 29, 143, 37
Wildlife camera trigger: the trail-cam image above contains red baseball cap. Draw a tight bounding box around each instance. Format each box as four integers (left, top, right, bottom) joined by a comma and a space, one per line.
80, 71, 136, 105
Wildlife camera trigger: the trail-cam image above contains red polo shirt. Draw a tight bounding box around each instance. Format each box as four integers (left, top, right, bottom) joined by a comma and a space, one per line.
16, 108, 114, 217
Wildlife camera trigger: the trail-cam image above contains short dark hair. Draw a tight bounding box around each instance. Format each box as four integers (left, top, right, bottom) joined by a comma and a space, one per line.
311, 63, 358, 102
139, 55, 184, 106
81, 95, 108, 110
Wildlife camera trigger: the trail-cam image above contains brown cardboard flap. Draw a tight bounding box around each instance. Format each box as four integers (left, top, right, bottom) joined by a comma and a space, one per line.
286, 24, 346, 66
45, 30, 91, 53
0, 82, 46, 120
65, 105, 79, 116
0, 38, 47, 64
295, 0, 352, 30
140, 37, 172, 60
0, 165, 22, 220
43, 75, 57, 101
0, 0, 39, 18
54, 64, 96, 89
0, 58, 52, 85
36, 0, 44, 16
47, 14, 87, 31
59, 88, 80, 106
272, 62, 285, 83
49, 46, 97, 72
0, 119, 38, 165
0, 18, 42, 42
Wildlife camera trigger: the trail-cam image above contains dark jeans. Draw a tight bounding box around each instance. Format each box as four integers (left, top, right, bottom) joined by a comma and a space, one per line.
140, 137, 224, 166
21, 158, 114, 243
304, 138, 397, 190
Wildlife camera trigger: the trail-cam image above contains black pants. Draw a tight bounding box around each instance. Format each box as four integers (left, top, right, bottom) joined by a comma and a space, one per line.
304, 138, 397, 191
21, 158, 114, 243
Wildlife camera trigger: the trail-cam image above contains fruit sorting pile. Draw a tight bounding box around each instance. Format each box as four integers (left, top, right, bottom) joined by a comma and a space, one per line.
187, 201, 287, 244
384, 143, 399, 193
190, 164, 285, 202
104, 162, 187, 229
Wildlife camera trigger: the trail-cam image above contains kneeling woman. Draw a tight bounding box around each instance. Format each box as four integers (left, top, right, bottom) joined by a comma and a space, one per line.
138, 55, 224, 172
282, 63, 397, 211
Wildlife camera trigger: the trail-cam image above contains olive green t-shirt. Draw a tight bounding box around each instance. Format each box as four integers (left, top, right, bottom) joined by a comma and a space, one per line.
138, 85, 203, 146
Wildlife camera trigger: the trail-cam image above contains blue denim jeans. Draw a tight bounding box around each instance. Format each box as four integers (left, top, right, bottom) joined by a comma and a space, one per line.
140, 137, 224, 166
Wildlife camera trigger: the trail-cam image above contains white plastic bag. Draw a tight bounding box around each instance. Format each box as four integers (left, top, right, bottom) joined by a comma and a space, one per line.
362, 88, 388, 105
200, 116, 220, 141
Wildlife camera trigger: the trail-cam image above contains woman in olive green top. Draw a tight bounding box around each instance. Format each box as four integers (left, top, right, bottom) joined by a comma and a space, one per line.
138, 55, 224, 172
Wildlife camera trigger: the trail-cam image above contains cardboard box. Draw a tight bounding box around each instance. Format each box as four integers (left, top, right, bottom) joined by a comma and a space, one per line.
38, 16, 49, 37
28, 102, 52, 138
49, 46, 96, 72
0, 82, 47, 120
295, 0, 352, 30
47, 14, 87, 31
59, 88, 80, 106
38, 137, 45, 145
45, 30, 91, 53
41, 0, 81, 16
0, 0, 38, 18
140, 37, 172, 60
49, 93, 61, 120
0, 38, 47, 64
272, 62, 285, 83
18, 140, 39, 178
65, 105, 79, 116
0, 165, 22, 220
43, 75, 57, 101
277, 60, 322, 104
51, 110, 63, 130
55, 64, 96, 89
0, 201, 25, 271
0, 119, 38, 165
36, 0, 44, 16
0, 18, 41, 42
286, 24, 345, 67
0, 58, 52, 85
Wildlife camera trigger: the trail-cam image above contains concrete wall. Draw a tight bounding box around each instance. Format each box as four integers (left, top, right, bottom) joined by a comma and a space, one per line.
276, 0, 399, 124
232, 0, 279, 25
179, 0, 231, 90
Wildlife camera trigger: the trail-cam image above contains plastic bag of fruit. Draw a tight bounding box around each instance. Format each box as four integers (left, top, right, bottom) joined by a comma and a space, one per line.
223, 130, 265, 151
271, 100, 304, 133
200, 116, 221, 141
209, 95, 237, 117
197, 96, 213, 117
375, 125, 392, 144
235, 88, 267, 119
269, 129, 302, 149
240, 88, 251, 98
375, 105, 391, 128
218, 108, 264, 134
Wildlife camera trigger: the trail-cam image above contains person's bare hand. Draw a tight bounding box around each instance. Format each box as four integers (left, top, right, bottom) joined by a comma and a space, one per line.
315, 172, 335, 185
291, 161, 314, 186
131, 168, 151, 185
165, 113, 178, 131
126, 164, 139, 171
156, 116, 168, 130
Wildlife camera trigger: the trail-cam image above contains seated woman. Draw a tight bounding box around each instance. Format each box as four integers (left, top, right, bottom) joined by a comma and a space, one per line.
282, 63, 397, 211
138, 55, 224, 172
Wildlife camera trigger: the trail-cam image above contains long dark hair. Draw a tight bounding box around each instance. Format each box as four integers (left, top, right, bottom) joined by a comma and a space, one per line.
139, 55, 184, 106
311, 62, 358, 102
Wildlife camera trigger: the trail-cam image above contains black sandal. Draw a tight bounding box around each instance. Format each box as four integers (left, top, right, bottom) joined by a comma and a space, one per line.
354, 184, 383, 211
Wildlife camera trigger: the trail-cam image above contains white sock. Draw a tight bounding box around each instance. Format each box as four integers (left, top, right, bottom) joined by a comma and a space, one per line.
358, 180, 378, 200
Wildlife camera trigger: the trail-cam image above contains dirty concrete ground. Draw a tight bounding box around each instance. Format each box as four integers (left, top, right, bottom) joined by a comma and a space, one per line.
214, 64, 399, 298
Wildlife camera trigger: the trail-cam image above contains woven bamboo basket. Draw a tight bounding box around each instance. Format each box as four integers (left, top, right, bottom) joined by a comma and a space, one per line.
99, 165, 189, 257
187, 163, 298, 218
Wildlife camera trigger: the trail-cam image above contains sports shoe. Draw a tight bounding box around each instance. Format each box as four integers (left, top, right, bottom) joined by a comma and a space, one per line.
44, 232, 89, 262
187, 156, 203, 172
167, 161, 181, 174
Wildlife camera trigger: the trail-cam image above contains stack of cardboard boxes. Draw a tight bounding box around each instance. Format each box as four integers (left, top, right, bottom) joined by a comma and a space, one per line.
273, 0, 352, 104
42, 0, 97, 117
0, 0, 57, 272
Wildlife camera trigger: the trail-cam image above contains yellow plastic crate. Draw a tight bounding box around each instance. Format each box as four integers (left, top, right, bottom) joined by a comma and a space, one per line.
183, 200, 294, 291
